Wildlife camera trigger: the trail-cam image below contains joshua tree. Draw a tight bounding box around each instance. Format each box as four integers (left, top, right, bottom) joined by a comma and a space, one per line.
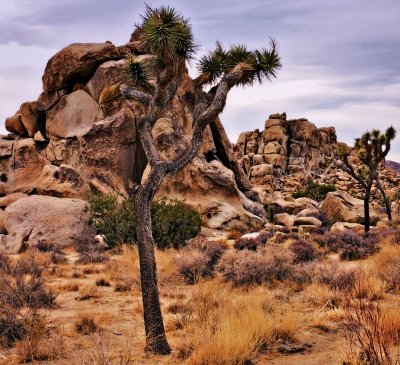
340, 126, 396, 233
117, 5, 281, 354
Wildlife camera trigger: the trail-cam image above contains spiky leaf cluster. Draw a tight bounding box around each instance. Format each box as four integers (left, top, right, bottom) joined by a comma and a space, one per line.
98, 83, 121, 107
124, 54, 155, 93
140, 5, 195, 63
354, 126, 397, 166
196, 39, 281, 87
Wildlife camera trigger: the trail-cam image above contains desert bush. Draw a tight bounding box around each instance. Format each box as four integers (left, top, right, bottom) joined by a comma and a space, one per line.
315, 230, 379, 260
292, 182, 336, 202
373, 244, 400, 293
289, 239, 316, 263
176, 251, 210, 285
0, 306, 26, 346
87, 193, 136, 248
275, 232, 299, 244
179, 283, 302, 364
151, 198, 202, 249
176, 235, 225, 284
234, 232, 273, 251
76, 251, 109, 265
343, 299, 394, 365
96, 278, 111, 287
216, 248, 294, 287
234, 237, 259, 251
75, 315, 98, 335
0, 254, 57, 353
14, 253, 46, 277
15, 313, 61, 363
87, 194, 201, 249
0, 252, 12, 275
34, 239, 68, 264
330, 268, 358, 292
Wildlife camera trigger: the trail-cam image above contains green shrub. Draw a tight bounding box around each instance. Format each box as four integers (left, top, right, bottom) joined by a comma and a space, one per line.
292, 182, 336, 202
87, 193, 136, 248
151, 198, 202, 249
87, 194, 201, 249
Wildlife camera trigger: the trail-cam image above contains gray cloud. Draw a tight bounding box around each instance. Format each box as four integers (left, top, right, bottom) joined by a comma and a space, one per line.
0, 0, 399, 160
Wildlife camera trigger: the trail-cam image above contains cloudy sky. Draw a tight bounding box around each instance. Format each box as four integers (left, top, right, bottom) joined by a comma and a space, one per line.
0, 0, 399, 160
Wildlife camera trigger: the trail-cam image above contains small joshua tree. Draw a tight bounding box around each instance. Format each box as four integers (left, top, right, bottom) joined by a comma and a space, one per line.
116, 5, 281, 354
339, 126, 396, 233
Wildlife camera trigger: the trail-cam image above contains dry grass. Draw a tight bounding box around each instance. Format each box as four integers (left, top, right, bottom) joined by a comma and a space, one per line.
58, 281, 80, 292
77, 286, 101, 301
372, 243, 400, 293
106, 245, 140, 293
15, 313, 63, 363
342, 299, 400, 365
75, 314, 98, 335
175, 280, 303, 364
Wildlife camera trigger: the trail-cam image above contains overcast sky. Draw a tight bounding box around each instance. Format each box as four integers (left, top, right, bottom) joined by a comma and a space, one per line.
0, 0, 399, 160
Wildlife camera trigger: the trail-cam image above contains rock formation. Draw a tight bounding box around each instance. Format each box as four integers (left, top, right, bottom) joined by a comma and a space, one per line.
1, 32, 399, 250
235, 113, 399, 213
0, 32, 265, 251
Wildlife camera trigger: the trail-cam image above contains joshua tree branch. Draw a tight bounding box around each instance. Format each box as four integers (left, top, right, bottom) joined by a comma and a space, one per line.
120, 84, 152, 106
166, 78, 230, 174
342, 154, 368, 190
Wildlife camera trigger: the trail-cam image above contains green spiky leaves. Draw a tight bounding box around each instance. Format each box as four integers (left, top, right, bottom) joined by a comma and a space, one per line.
196, 38, 281, 87
140, 5, 195, 62
354, 126, 397, 165
196, 41, 226, 85
124, 54, 155, 93
385, 126, 396, 141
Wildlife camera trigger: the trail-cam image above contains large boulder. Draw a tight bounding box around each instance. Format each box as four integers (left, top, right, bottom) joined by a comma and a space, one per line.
4, 195, 95, 248
42, 42, 121, 92
330, 222, 365, 233
20, 101, 43, 137
85, 59, 127, 101
157, 157, 265, 231
274, 213, 295, 228
44, 107, 143, 195
0, 138, 48, 194
33, 164, 90, 198
0, 193, 28, 209
5, 111, 27, 136
46, 90, 104, 138
293, 216, 322, 227
0, 231, 29, 254
321, 191, 378, 225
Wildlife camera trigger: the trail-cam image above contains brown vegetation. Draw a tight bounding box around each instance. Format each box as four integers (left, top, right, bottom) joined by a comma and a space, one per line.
0, 228, 400, 364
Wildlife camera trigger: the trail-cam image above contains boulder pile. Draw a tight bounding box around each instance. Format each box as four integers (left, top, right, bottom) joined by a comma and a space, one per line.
0, 33, 265, 252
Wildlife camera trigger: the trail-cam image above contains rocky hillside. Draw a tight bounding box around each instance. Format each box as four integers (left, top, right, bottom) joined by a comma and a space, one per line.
0, 31, 399, 253
234, 113, 400, 214
386, 160, 400, 173
0, 32, 265, 252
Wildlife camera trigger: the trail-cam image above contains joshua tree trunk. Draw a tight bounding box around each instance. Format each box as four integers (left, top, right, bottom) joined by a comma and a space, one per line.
133, 165, 170, 354
374, 173, 392, 221
364, 189, 371, 234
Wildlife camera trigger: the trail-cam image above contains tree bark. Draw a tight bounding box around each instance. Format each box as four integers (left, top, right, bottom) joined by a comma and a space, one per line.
364, 189, 371, 234
133, 166, 170, 355
374, 175, 392, 221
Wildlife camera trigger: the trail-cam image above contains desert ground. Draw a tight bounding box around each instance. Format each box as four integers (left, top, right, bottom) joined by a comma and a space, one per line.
1, 225, 399, 365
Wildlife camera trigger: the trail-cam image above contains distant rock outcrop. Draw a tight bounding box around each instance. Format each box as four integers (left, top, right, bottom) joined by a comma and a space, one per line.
235, 113, 337, 195
386, 160, 400, 174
